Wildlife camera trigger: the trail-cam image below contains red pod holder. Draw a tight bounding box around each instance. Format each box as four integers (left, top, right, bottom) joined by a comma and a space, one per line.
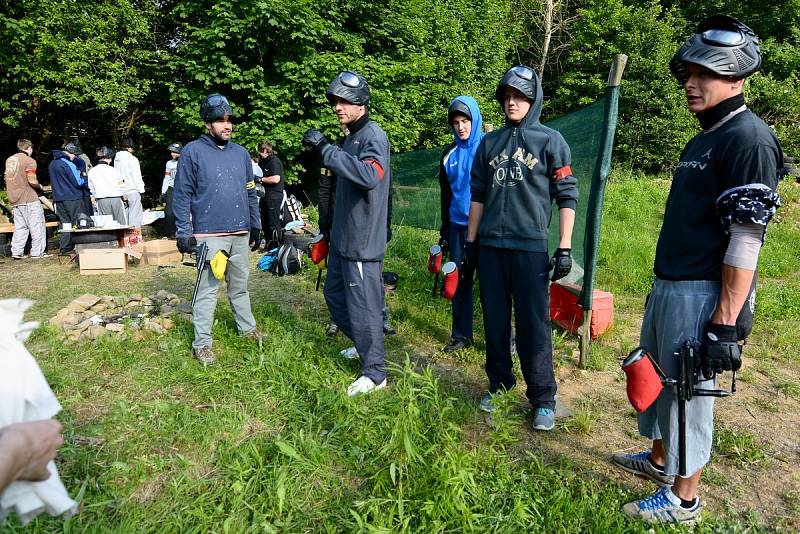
621, 347, 664, 413
441, 261, 459, 300
428, 244, 442, 274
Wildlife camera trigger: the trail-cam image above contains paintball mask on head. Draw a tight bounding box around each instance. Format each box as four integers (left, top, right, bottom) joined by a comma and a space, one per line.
326, 71, 371, 106
200, 94, 236, 122
495, 65, 539, 104
670, 15, 761, 84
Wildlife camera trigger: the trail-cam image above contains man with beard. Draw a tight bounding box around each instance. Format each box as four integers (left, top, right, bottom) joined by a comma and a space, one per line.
172, 93, 264, 365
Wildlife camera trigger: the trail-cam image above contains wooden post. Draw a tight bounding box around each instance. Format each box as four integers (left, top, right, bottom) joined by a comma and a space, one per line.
578, 53, 627, 369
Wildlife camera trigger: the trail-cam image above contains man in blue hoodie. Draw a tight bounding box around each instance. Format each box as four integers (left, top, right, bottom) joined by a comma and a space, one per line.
48, 142, 85, 255
172, 93, 263, 365
466, 65, 578, 431
438, 96, 483, 353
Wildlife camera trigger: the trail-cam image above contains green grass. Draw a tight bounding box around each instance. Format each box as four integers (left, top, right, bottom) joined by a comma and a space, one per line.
2, 172, 798, 532
713, 424, 769, 467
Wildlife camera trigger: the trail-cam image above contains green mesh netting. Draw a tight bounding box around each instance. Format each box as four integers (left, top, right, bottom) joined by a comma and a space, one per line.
391, 98, 607, 288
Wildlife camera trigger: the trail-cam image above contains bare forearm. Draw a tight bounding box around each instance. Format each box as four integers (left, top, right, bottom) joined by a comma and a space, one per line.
712, 264, 755, 325
467, 202, 484, 242
558, 207, 575, 248
261, 175, 281, 185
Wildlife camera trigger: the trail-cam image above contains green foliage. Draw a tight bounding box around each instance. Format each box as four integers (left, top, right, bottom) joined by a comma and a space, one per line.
548, 0, 695, 172
162, 0, 516, 182
0, 0, 156, 129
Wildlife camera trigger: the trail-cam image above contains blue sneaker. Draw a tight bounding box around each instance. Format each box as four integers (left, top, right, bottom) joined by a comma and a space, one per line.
479, 392, 497, 413
622, 486, 702, 525
531, 407, 555, 431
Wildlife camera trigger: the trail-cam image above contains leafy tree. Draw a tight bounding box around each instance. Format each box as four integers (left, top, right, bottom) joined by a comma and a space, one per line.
162, 0, 517, 182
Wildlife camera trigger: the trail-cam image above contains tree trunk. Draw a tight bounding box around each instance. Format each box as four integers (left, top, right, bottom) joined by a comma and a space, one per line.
539, 0, 554, 78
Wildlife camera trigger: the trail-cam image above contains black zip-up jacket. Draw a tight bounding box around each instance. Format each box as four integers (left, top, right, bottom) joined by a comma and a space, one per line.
470, 78, 578, 252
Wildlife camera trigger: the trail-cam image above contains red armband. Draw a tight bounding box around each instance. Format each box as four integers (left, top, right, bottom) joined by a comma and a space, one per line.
553, 165, 573, 182
364, 159, 384, 180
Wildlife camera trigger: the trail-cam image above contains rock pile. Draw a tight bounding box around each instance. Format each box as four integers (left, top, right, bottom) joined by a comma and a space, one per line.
49, 291, 192, 341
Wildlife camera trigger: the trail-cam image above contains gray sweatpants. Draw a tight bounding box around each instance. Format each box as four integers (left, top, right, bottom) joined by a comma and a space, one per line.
11, 201, 46, 257
96, 197, 127, 225
192, 234, 257, 349
125, 191, 143, 227
638, 278, 720, 477
324, 249, 386, 383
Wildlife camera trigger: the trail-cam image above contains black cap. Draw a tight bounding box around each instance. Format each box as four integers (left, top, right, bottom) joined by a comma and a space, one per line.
326, 71, 371, 106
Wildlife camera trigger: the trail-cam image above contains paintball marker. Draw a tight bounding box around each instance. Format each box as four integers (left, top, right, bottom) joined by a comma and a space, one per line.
428, 244, 444, 297
190, 242, 209, 308
623, 340, 736, 477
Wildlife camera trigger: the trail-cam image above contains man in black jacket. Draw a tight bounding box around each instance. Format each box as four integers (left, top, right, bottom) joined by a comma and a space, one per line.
303, 71, 392, 396
467, 65, 578, 431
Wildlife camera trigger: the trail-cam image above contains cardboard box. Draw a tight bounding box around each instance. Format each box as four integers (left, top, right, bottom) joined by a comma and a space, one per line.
79, 249, 127, 275
550, 282, 614, 339
142, 239, 182, 266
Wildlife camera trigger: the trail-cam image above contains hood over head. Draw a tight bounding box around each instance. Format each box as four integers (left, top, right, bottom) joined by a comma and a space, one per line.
496, 65, 544, 127
448, 96, 483, 148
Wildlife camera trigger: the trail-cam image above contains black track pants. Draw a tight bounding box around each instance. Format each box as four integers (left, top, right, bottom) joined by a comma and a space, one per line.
479, 246, 556, 409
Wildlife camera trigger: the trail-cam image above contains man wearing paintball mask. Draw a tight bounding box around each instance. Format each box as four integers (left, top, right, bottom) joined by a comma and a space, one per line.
466, 65, 578, 431
611, 16, 783, 525
302, 71, 391, 397
172, 93, 264, 365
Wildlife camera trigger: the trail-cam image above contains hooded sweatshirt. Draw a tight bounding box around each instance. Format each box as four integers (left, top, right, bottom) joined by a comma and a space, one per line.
48, 151, 84, 202
470, 73, 578, 252
172, 134, 260, 237
439, 96, 483, 230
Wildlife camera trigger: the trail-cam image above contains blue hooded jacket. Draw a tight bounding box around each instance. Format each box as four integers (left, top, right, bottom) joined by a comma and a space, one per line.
439, 96, 483, 231
48, 150, 85, 202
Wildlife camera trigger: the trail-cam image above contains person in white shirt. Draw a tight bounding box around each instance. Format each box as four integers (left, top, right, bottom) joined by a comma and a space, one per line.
114, 138, 145, 228
88, 146, 127, 225
160, 142, 182, 237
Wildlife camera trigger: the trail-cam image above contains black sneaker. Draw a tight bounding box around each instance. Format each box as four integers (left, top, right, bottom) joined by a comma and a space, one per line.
443, 338, 472, 353
325, 323, 339, 337
383, 322, 397, 336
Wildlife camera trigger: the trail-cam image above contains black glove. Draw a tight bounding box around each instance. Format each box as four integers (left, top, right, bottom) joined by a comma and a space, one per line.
461, 240, 479, 280
176, 236, 197, 254
701, 323, 742, 376
302, 129, 329, 151
549, 248, 572, 282
159, 193, 167, 204
249, 228, 261, 251
438, 235, 449, 256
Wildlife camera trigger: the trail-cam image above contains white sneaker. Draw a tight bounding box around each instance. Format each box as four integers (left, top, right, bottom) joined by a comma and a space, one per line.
347, 375, 387, 397
339, 346, 360, 360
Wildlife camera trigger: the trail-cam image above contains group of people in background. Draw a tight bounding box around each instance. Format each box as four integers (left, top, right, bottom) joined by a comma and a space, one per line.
1, 14, 786, 527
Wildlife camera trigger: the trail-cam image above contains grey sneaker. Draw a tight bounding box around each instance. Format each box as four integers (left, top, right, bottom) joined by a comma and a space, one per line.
339, 346, 359, 360
531, 407, 555, 431
611, 451, 674, 486
443, 338, 472, 353
194, 346, 216, 365
326, 323, 339, 337
242, 329, 267, 341
622, 486, 701, 525
479, 392, 497, 413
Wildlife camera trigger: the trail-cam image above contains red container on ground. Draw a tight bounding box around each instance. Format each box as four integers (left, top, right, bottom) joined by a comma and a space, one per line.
549, 282, 614, 339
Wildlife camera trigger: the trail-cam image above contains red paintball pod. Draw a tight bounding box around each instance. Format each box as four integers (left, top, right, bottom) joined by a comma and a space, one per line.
441, 261, 458, 300
428, 244, 443, 274
621, 347, 663, 413
310, 234, 329, 267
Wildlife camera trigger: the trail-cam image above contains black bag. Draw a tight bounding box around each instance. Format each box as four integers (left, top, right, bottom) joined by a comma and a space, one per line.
270, 243, 304, 276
